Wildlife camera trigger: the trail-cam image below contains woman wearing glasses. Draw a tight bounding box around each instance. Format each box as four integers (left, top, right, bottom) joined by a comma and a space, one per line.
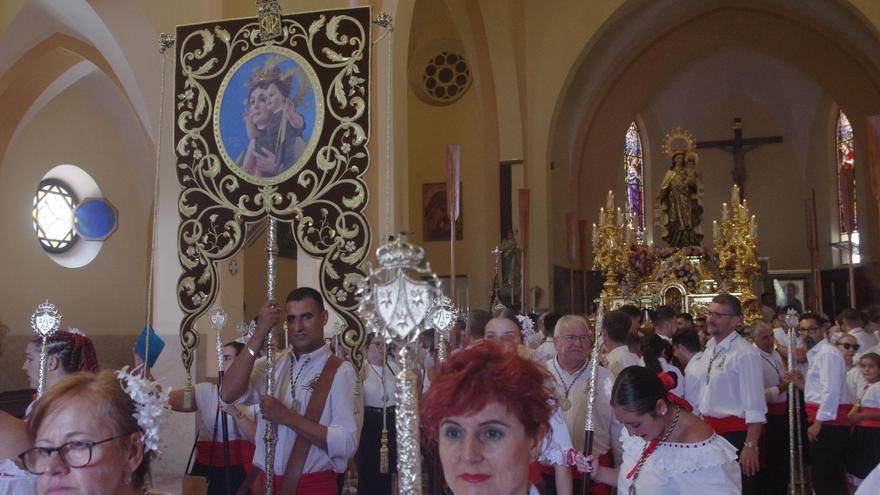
20, 371, 150, 495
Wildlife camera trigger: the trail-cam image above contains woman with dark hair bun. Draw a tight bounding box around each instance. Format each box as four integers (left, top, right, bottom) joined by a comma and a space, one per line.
575, 366, 741, 494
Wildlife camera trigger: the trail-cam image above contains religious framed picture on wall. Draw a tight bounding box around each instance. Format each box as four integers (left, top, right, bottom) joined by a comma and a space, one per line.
422, 182, 463, 241
768, 273, 810, 313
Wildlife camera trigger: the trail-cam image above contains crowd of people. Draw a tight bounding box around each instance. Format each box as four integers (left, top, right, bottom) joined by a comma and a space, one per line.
3, 287, 880, 495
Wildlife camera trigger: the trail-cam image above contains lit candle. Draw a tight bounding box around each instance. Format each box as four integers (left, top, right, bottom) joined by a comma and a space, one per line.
592, 223, 598, 245
606, 190, 614, 210
713, 220, 719, 240
624, 225, 632, 243
599, 208, 605, 226
750, 215, 757, 236
616, 207, 623, 227
722, 203, 729, 221
731, 185, 740, 205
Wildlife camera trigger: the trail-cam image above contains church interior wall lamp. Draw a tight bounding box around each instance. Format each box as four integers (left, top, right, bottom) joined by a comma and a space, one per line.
172, 7, 373, 400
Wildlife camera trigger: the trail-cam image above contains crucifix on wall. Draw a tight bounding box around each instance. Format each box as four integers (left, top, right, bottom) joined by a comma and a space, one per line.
697, 117, 783, 197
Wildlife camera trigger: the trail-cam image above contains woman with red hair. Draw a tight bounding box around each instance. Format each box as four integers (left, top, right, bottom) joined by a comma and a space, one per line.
575, 366, 741, 494
421, 339, 558, 494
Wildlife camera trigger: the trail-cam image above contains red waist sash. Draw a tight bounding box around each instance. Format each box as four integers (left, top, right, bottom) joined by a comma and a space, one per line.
195, 439, 255, 467
766, 402, 788, 416
854, 406, 880, 428
703, 415, 747, 434
253, 469, 336, 495
805, 402, 852, 426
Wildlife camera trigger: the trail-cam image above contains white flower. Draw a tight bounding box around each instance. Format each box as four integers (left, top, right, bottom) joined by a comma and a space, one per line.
345, 241, 356, 252
340, 143, 351, 154
116, 366, 170, 454
515, 314, 536, 339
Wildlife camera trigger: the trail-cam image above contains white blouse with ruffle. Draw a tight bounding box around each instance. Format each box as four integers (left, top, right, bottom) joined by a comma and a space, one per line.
617, 428, 741, 495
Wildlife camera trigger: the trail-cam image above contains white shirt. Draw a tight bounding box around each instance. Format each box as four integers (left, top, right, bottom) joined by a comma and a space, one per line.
225, 344, 359, 475
773, 327, 809, 375
754, 346, 787, 405
849, 327, 879, 361
606, 345, 641, 379
195, 381, 256, 441
537, 404, 575, 466
683, 351, 705, 415
804, 339, 854, 420
535, 338, 557, 362
545, 357, 616, 456
616, 428, 741, 495
362, 360, 397, 408
698, 332, 767, 424
848, 366, 867, 399
856, 381, 880, 409
856, 462, 880, 495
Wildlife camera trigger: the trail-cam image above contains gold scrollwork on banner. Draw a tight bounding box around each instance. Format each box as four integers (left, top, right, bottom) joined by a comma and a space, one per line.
174, 7, 372, 378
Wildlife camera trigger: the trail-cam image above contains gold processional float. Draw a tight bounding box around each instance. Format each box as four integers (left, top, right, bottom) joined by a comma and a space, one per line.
592, 128, 763, 321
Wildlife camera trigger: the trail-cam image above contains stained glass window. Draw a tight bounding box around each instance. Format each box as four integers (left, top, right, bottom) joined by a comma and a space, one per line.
836, 111, 859, 263
32, 179, 78, 253
624, 121, 645, 234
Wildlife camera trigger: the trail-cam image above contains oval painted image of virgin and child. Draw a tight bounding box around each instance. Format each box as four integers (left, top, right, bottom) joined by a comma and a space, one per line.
215, 47, 323, 184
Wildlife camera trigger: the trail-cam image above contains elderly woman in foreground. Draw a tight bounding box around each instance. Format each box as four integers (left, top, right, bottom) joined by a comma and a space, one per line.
20, 371, 157, 495
421, 339, 556, 495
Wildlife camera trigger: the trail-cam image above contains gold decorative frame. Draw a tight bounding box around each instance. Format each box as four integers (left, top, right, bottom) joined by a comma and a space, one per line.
174, 7, 372, 379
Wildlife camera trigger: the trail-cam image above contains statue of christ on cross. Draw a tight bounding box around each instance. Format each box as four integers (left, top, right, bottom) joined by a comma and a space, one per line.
696, 117, 783, 197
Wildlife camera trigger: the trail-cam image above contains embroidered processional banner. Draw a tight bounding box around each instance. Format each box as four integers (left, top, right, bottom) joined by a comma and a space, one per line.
173, 7, 372, 377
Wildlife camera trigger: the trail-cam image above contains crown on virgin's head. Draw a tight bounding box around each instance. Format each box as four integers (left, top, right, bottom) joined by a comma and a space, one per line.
246, 65, 293, 89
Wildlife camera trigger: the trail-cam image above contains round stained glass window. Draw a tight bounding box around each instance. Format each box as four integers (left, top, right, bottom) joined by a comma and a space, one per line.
33, 179, 79, 253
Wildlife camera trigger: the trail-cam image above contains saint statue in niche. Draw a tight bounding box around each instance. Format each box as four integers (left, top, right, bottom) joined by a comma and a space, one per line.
656, 129, 704, 247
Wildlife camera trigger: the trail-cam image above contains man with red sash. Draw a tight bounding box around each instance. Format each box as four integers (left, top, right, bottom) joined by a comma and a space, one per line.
221, 287, 359, 495
800, 312, 854, 495
698, 294, 766, 495
541, 315, 616, 495
753, 322, 796, 495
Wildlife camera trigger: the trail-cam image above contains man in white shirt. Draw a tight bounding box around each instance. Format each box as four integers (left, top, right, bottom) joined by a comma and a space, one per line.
652, 305, 677, 343
542, 315, 615, 495
672, 328, 704, 414
697, 294, 766, 495
602, 310, 641, 380
535, 312, 562, 363
753, 322, 796, 495
221, 287, 359, 494
799, 312, 854, 495
840, 308, 878, 361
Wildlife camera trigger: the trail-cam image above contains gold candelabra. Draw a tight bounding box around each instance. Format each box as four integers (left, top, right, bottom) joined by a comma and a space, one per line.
712, 185, 760, 320
592, 191, 634, 303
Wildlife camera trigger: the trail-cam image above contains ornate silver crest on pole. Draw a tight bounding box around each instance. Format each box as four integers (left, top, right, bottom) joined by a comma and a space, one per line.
428, 294, 457, 363
358, 234, 441, 494
31, 300, 62, 398
209, 305, 228, 373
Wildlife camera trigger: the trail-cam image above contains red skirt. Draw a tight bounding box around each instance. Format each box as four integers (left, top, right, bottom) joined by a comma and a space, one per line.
252, 469, 337, 495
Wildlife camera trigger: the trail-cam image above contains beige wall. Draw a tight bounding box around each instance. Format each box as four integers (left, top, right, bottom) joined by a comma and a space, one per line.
1, 0, 880, 386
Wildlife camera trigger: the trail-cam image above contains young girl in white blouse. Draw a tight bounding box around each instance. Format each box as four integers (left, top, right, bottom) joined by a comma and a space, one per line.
846, 352, 880, 486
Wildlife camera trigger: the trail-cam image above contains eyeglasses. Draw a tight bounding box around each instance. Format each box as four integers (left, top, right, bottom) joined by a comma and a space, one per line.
838, 342, 861, 351
707, 311, 736, 319
559, 335, 589, 344
798, 326, 820, 332
19, 433, 131, 475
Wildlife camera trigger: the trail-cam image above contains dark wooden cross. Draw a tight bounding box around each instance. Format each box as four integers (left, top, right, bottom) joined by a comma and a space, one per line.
696, 117, 783, 197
